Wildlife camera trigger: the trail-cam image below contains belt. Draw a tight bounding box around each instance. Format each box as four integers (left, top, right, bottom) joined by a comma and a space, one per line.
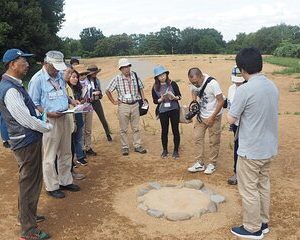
122, 101, 137, 105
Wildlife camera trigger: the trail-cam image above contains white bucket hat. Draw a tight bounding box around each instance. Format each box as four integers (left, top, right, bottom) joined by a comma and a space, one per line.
231, 66, 245, 83
118, 58, 131, 69
45, 50, 67, 71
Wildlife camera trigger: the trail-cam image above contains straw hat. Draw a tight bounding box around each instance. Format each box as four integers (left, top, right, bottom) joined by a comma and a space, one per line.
73, 64, 89, 75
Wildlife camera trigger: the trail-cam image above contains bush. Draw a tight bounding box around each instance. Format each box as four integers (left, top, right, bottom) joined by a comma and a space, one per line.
273, 42, 300, 58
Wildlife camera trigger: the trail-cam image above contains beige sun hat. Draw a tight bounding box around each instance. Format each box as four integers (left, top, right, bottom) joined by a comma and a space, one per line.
118, 58, 131, 69
73, 64, 89, 75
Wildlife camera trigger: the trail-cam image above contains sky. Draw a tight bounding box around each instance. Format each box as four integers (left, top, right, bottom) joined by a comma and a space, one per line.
58, 0, 300, 42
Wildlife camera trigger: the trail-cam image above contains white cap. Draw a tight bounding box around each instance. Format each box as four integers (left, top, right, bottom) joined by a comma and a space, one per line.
231, 66, 245, 83
45, 50, 67, 71
118, 58, 131, 69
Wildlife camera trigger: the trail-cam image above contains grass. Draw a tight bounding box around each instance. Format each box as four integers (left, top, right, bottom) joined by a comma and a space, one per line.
264, 56, 300, 75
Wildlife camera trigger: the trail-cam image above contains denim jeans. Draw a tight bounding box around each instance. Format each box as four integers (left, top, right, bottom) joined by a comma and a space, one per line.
71, 113, 85, 160
0, 112, 9, 142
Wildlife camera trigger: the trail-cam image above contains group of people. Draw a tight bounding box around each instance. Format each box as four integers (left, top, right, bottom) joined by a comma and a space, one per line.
0, 47, 278, 240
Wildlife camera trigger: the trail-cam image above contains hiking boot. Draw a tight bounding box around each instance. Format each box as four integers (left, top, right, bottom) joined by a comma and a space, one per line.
161, 150, 168, 159
134, 146, 147, 154
106, 134, 112, 142
227, 174, 237, 185
47, 189, 65, 199
76, 158, 88, 166
187, 162, 205, 173
204, 163, 216, 175
231, 225, 263, 239
3, 141, 10, 148
85, 148, 97, 156
20, 227, 50, 240
72, 171, 86, 180
261, 223, 269, 234
60, 184, 80, 192
122, 148, 129, 156
172, 151, 179, 159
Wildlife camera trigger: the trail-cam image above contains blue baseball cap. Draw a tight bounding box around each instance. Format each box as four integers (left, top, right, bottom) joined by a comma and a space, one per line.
153, 65, 169, 78
2, 48, 34, 64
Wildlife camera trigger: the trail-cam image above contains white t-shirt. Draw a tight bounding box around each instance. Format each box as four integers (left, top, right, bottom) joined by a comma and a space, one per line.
191, 74, 223, 119
227, 84, 239, 126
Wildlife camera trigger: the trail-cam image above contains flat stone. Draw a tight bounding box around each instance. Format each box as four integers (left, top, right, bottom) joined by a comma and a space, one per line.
210, 194, 226, 204
201, 187, 215, 195
137, 188, 149, 197
193, 208, 208, 218
137, 196, 145, 203
148, 182, 161, 190
163, 183, 177, 188
165, 212, 192, 221
137, 203, 148, 211
207, 201, 218, 213
147, 209, 164, 218
183, 180, 204, 190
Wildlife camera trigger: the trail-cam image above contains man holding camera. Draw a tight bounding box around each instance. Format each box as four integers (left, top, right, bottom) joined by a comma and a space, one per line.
187, 67, 224, 174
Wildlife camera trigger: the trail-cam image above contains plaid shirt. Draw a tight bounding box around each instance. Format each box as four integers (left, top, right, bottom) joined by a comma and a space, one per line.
106, 71, 144, 103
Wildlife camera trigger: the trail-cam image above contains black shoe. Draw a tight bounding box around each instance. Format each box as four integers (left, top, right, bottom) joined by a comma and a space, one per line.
60, 184, 80, 192
172, 151, 179, 159
3, 141, 10, 148
36, 215, 45, 223
85, 148, 97, 156
161, 150, 168, 158
76, 157, 88, 166
47, 189, 65, 198
106, 134, 112, 142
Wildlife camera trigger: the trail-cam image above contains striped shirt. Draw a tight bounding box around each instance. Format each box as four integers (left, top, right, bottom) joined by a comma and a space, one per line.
106, 72, 144, 103
4, 74, 52, 133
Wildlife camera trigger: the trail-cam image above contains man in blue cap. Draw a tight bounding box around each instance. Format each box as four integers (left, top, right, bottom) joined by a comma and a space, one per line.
0, 49, 53, 239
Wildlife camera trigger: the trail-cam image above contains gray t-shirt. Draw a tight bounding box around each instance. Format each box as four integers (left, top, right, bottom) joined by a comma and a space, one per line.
229, 73, 279, 160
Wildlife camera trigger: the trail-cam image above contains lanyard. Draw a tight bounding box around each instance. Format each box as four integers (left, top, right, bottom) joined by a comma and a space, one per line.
48, 79, 61, 91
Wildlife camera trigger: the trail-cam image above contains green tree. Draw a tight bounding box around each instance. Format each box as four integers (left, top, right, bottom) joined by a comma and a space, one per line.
157, 26, 181, 54
80, 27, 105, 52
0, 0, 65, 60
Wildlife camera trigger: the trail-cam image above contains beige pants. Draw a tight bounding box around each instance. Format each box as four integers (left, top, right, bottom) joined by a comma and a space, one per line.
237, 156, 271, 232
118, 102, 141, 149
42, 115, 73, 191
193, 115, 222, 165
83, 111, 93, 150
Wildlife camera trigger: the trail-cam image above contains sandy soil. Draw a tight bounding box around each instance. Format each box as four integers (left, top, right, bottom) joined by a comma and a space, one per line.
0, 55, 299, 240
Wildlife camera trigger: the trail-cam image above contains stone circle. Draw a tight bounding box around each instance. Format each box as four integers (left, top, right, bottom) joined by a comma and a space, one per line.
136, 180, 225, 221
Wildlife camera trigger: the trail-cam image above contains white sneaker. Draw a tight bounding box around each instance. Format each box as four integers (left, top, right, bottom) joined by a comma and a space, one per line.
204, 163, 216, 174
188, 162, 205, 173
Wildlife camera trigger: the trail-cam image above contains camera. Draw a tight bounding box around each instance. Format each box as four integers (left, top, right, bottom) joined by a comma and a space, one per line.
185, 101, 201, 121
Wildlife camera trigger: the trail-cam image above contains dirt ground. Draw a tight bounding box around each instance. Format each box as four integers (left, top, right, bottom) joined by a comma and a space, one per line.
0, 55, 299, 240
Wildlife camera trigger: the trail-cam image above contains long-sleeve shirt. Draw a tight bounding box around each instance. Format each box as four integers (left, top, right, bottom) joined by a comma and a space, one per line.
4, 75, 52, 133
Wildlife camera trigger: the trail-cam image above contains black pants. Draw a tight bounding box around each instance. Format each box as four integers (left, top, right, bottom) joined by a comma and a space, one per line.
159, 109, 180, 152
232, 124, 239, 173
92, 100, 110, 136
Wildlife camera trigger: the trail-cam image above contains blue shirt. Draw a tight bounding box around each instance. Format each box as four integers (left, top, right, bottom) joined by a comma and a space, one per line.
29, 68, 69, 112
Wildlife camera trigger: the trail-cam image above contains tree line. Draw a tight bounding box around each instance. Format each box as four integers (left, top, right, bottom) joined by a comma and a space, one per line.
1, 0, 300, 62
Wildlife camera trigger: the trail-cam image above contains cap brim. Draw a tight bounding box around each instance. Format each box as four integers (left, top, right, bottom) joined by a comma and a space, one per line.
231, 76, 245, 83
119, 64, 131, 69
52, 62, 67, 71
154, 70, 169, 77
21, 53, 34, 57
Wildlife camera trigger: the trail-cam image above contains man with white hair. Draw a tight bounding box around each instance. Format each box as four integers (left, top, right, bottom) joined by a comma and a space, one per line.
29, 50, 80, 199
106, 58, 147, 156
